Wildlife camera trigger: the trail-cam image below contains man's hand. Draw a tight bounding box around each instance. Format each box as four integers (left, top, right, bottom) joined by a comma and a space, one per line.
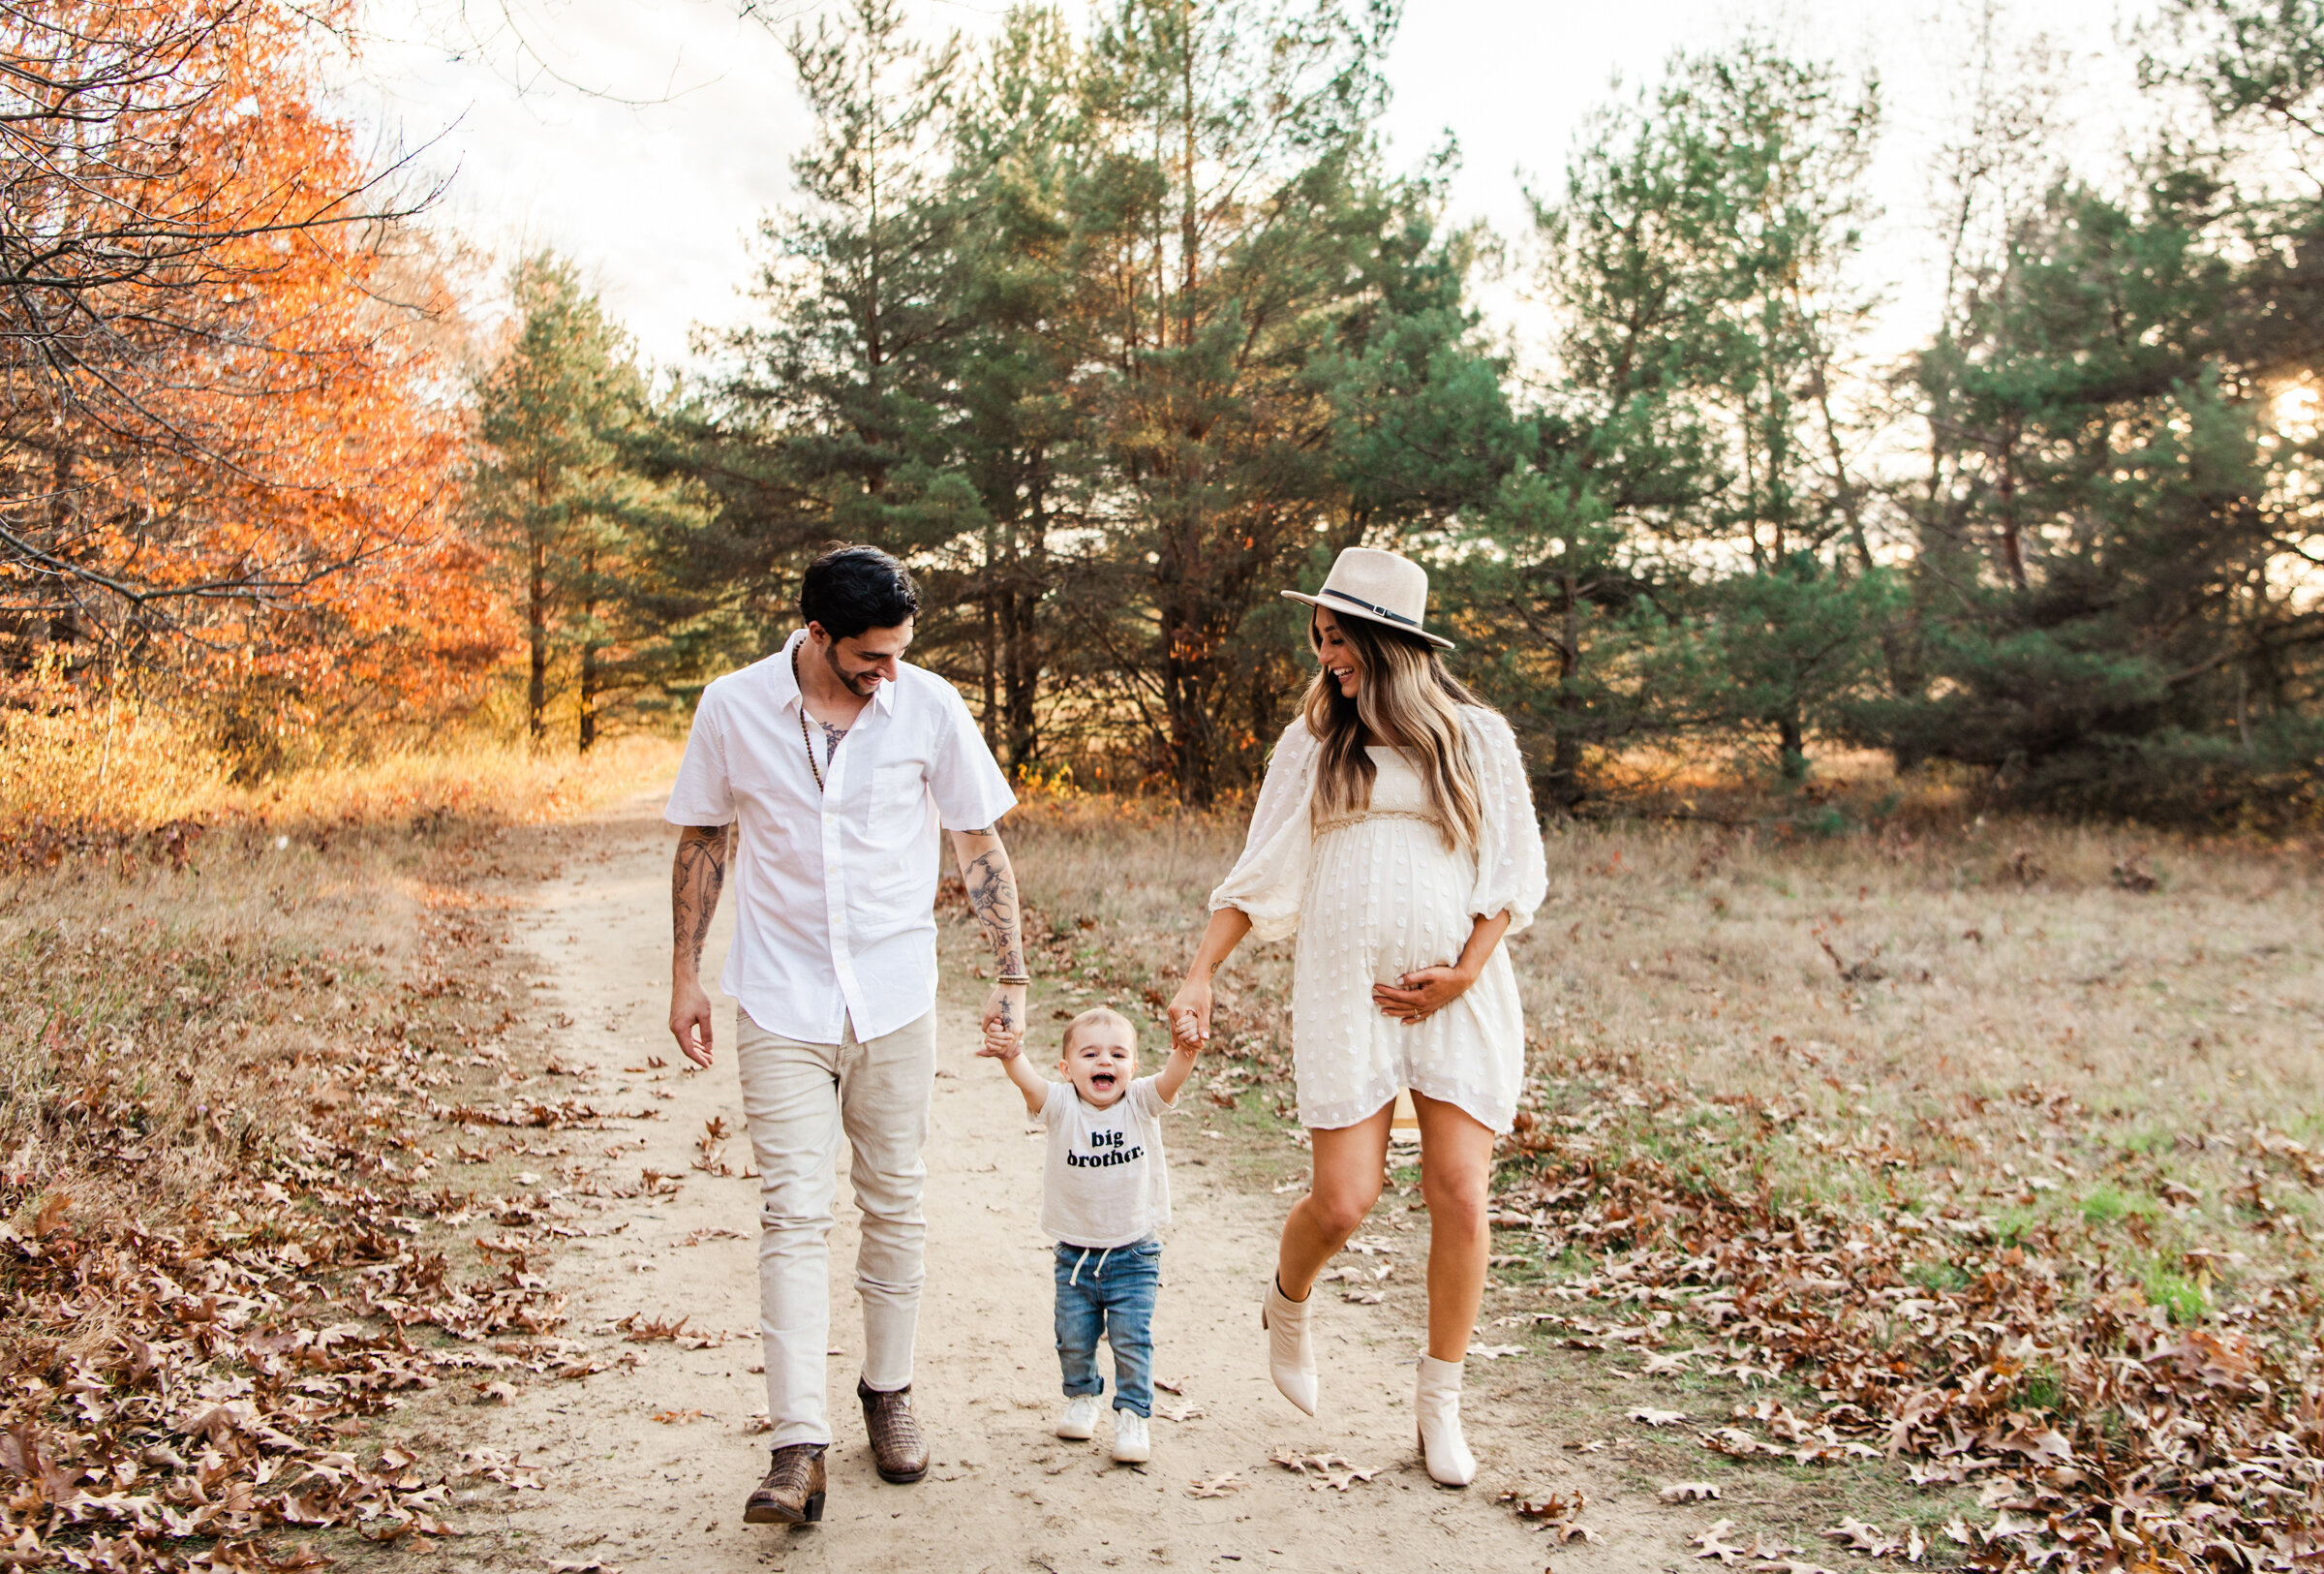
671, 974, 717, 1066
980, 981, 1027, 1058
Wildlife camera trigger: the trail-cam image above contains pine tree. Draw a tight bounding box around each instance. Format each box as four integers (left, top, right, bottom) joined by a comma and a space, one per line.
1057, 0, 1511, 800
1469, 41, 1890, 801
474, 254, 692, 751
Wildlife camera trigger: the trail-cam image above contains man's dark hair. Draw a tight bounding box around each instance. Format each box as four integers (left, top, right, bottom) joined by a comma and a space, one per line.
799, 544, 919, 640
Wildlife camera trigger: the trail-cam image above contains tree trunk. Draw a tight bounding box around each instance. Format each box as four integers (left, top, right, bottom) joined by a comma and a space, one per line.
1001, 513, 1040, 768
980, 532, 998, 749
1777, 708, 1808, 783
1160, 603, 1214, 804
578, 548, 599, 754
528, 537, 549, 747
1545, 566, 1586, 810
1996, 431, 2027, 590
1544, 726, 1584, 813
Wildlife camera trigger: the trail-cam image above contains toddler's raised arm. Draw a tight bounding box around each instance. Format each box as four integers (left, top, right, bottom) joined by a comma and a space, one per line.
982, 1033, 1051, 1117
1153, 1035, 1200, 1106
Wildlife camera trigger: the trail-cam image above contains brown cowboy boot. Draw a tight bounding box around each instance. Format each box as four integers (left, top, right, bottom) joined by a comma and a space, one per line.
742, 1443, 826, 1526
857, 1378, 929, 1484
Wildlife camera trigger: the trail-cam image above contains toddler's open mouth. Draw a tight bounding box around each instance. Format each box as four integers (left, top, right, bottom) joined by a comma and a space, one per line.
1088, 1071, 1117, 1093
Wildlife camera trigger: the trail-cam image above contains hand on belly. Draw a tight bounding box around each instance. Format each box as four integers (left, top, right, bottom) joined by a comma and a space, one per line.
1371, 965, 1471, 1025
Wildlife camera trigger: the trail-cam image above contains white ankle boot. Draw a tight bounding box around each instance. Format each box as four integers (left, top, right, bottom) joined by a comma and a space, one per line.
1415, 1355, 1476, 1486
1261, 1278, 1318, 1415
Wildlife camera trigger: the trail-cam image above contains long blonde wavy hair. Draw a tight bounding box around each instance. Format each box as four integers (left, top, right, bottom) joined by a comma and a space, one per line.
1302, 610, 1486, 849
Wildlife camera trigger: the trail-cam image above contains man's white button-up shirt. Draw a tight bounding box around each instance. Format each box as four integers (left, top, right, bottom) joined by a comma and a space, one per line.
664, 630, 1018, 1046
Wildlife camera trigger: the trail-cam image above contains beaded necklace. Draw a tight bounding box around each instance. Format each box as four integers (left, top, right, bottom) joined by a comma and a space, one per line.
793, 647, 838, 792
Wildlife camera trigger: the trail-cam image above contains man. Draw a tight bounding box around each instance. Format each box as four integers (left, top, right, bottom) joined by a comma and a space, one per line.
665, 544, 1028, 1528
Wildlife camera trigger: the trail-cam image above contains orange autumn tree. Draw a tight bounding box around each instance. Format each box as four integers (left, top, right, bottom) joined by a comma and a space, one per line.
0, 0, 505, 765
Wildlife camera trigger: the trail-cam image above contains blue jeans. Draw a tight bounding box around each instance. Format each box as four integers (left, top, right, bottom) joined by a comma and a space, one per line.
1054, 1238, 1161, 1417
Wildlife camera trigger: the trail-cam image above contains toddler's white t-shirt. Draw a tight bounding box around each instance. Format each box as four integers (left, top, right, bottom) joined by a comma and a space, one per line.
1040, 1074, 1173, 1249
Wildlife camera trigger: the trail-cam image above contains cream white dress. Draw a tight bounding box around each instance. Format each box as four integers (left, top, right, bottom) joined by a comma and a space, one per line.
1208, 709, 1548, 1133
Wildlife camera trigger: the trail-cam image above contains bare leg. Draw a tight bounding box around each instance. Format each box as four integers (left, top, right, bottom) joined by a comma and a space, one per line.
1413, 1091, 1494, 1362
1275, 1101, 1392, 1299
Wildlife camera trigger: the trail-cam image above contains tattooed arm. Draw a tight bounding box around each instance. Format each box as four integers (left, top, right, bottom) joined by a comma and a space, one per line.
668, 822, 731, 1067
947, 824, 1028, 1056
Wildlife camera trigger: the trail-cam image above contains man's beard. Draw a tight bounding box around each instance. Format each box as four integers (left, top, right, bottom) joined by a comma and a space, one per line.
825, 645, 883, 697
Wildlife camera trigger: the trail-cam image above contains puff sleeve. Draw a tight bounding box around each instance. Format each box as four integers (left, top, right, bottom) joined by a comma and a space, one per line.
1206, 721, 1320, 943
1464, 708, 1547, 937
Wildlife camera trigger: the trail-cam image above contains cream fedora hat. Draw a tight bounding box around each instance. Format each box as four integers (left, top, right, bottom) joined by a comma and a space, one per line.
1282, 546, 1453, 650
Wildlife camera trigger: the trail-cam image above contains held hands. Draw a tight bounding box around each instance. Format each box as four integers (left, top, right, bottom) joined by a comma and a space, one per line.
1166, 976, 1212, 1056
1372, 964, 1476, 1026
978, 982, 1028, 1060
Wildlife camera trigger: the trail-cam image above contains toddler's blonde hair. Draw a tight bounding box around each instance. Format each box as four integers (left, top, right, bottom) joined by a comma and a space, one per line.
1059, 1005, 1138, 1058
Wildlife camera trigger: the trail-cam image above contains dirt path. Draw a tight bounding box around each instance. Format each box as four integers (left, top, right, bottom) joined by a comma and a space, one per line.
462, 795, 1685, 1574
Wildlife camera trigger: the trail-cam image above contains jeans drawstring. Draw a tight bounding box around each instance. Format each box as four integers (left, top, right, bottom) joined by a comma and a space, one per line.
1067, 1245, 1116, 1288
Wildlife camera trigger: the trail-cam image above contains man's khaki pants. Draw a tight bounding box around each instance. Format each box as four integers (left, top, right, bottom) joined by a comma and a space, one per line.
735, 1007, 937, 1449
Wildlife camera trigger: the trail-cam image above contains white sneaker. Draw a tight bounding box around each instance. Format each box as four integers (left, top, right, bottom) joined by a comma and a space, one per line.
1056, 1395, 1101, 1441
1110, 1409, 1151, 1465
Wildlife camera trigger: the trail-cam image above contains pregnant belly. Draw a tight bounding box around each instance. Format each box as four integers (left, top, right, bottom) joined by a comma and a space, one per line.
1301, 821, 1476, 979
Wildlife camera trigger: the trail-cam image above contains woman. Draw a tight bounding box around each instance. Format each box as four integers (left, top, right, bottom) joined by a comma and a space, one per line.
1167, 546, 1547, 1487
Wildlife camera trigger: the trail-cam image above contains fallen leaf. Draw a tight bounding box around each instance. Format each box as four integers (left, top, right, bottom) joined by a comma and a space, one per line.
1185, 1471, 1244, 1498
1692, 1520, 1748, 1564
1822, 1518, 1900, 1557
1660, 1482, 1722, 1502
1270, 1448, 1381, 1491
1502, 1488, 1602, 1542
617, 1312, 691, 1343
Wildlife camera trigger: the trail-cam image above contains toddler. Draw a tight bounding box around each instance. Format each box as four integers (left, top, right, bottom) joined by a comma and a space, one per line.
987, 1004, 1196, 1464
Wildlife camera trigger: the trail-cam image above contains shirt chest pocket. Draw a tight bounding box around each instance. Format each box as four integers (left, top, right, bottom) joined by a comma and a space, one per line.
867, 761, 933, 845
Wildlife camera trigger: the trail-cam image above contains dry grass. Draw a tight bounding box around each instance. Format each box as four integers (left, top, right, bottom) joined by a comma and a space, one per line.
0, 733, 672, 1226
1520, 818, 2324, 1225
0, 729, 670, 1217
0, 698, 675, 837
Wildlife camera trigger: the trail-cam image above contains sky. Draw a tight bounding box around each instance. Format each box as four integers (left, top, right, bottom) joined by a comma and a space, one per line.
340, 0, 2157, 373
